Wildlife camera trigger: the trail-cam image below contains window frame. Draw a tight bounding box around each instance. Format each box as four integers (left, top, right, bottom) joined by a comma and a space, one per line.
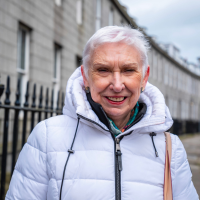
17, 24, 30, 106
52, 43, 62, 109
95, 0, 102, 31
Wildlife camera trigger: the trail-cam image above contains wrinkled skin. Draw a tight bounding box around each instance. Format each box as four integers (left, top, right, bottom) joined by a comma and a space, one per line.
81, 42, 150, 130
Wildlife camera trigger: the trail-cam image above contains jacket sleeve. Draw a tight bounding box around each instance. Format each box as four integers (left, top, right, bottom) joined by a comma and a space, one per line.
5, 120, 49, 200
172, 135, 199, 200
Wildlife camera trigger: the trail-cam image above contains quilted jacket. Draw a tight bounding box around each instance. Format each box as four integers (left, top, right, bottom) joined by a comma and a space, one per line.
6, 67, 199, 200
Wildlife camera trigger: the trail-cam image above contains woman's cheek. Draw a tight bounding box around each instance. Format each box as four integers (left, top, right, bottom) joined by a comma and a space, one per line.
126, 79, 141, 92
92, 77, 110, 91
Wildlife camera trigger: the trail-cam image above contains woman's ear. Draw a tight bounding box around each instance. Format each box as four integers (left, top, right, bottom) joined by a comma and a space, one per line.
81, 65, 89, 87
142, 65, 150, 88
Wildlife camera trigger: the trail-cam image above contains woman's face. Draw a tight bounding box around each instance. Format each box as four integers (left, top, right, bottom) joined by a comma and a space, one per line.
81, 42, 149, 121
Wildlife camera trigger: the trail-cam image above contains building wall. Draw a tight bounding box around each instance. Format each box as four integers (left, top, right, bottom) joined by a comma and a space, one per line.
0, 0, 200, 124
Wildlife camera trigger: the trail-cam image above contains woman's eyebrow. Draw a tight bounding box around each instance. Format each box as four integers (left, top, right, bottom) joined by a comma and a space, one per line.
121, 63, 139, 68
122, 63, 138, 66
93, 63, 110, 68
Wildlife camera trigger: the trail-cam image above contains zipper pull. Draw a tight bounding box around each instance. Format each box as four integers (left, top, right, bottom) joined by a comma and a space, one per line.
116, 138, 123, 171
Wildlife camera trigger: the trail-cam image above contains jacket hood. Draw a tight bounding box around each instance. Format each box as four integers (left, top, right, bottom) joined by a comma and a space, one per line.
63, 67, 173, 135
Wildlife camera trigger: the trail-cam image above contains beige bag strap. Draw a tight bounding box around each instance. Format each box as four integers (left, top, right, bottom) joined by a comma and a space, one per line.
164, 132, 173, 200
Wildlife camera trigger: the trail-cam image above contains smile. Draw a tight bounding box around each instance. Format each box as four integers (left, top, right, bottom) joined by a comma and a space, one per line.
107, 97, 125, 102
105, 96, 127, 105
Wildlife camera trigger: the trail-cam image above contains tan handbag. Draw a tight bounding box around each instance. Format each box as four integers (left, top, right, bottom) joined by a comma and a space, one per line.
164, 132, 173, 200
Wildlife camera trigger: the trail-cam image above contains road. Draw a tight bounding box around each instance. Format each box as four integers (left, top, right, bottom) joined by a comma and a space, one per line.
180, 134, 200, 196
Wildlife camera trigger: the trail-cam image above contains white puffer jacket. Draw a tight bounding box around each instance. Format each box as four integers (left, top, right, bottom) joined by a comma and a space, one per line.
6, 68, 199, 200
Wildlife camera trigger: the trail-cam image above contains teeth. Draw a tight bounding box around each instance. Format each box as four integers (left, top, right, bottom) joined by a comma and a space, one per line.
108, 97, 125, 102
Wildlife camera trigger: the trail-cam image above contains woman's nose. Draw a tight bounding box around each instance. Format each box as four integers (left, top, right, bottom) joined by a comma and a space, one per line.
110, 72, 125, 92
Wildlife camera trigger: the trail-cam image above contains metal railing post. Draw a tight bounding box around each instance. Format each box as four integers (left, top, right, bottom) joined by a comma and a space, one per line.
0, 77, 63, 199
50, 89, 54, 117
11, 79, 21, 176
22, 81, 29, 148
0, 76, 11, 200
56, 90, 60, 115
45, 88, 49, 119
38, 86, 43, 122
30, 84, 36, 132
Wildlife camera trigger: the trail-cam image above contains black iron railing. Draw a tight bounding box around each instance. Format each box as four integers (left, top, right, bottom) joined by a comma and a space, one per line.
0, 76, 64, 200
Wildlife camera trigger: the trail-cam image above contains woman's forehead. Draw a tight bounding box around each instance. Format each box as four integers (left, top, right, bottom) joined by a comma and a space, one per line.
91, 42, 142, 67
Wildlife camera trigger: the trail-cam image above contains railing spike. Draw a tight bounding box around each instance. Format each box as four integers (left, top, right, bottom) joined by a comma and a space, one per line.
0, 74, 5, 105
62, 92, 64, 108
15, 78, 20, 106
56, 90, 60, 111
45, 88, 49, 109
5, 76, 10, 105
39, 86, 43, 109
24, 81, 29, 107
45, 87, 49, 119
31, 84, 36, 108
51, 89, 54, 110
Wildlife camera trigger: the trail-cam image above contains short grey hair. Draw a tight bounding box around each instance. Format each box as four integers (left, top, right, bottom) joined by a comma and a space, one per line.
82, 26, 150, 78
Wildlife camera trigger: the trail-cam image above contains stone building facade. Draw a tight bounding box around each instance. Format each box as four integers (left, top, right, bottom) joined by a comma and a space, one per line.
0, 0, 200, 133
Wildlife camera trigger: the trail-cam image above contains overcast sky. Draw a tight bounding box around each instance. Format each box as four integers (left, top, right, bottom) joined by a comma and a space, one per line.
119, 0, 200, 64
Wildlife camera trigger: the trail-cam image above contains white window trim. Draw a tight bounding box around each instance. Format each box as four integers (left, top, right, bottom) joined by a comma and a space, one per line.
55, 0, 62, 6
109, 8, 114, 26
17, 25, 30, 107
76, 0, 83, 25
52, 45, 61, 109
96, 0, 101, 31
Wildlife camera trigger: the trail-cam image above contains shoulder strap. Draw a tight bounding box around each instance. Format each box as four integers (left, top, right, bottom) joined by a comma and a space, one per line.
164, 132, 173, 200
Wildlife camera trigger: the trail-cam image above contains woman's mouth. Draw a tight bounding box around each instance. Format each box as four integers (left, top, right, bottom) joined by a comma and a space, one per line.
107, 97, 125, 102
105, 96, 127, 105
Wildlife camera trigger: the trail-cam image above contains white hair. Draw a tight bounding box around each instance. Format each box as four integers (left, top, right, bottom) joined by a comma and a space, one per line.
82, 26, 150, 78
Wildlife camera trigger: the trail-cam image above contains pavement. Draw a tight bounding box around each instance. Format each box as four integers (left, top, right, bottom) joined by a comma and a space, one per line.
180, 134, 200, 196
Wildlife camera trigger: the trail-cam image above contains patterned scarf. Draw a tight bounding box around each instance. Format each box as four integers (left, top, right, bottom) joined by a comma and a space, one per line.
108, 102, 139, 137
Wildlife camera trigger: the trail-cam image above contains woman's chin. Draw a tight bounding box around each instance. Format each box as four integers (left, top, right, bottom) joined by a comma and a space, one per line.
104, 107, 130, 119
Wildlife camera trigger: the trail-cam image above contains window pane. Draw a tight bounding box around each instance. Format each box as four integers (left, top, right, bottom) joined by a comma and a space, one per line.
76, 55, 82, 68
18, 29, 26, 70
54, 44, 61, 79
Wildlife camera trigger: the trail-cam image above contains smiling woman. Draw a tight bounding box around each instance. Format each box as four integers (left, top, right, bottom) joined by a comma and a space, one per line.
81, 42, 149, 131
6, 26, 199, 200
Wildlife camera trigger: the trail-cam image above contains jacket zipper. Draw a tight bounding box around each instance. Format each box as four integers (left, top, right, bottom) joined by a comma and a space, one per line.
113, 114, 144, 199
78, 114, 129, 200
115, 138, 122, 200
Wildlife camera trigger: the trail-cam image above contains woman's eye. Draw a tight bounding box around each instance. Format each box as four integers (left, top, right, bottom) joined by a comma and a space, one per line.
98, 68, 109, 72
125, 69, 135, 72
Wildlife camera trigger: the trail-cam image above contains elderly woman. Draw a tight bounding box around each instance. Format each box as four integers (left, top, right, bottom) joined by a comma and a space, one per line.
6, 26, 198, 200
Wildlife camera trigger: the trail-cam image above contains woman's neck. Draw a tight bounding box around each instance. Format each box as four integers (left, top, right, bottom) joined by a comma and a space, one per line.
110, 112, 132, 131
